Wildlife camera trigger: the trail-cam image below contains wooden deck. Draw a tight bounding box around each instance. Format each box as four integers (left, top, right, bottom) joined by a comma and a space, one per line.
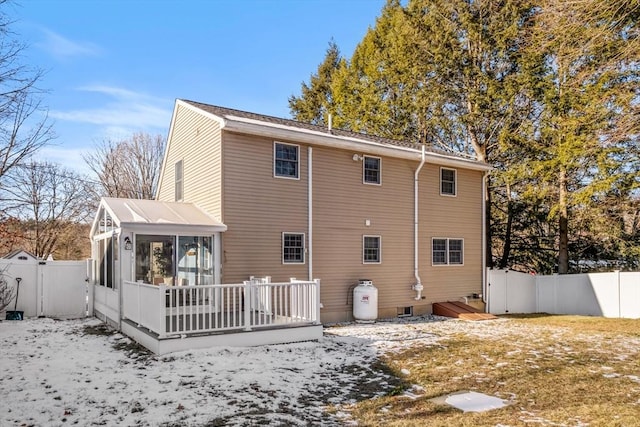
120, 278, 322, 354
122, 317, 323, 354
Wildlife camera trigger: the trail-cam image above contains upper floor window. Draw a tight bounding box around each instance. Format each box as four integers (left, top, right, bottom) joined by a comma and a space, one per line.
175, 160, 184, 201
282, 232, 305, 264
432, 238, 464, 265
274, 142, 299, 179
363, 235, 381, 263
363, 156, 381, 185
440, 167, 456, 196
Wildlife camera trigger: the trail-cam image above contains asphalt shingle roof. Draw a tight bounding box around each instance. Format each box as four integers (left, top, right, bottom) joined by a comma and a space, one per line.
181, 99, 463, 154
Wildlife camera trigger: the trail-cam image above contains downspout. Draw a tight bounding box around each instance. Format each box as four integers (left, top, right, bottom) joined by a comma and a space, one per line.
482, 170, 489, 310
308, 146, 313, 281
413, 145, 426, 300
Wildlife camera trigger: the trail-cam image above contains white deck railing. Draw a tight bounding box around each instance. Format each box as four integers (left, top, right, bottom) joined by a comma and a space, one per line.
122, 278, 321, 338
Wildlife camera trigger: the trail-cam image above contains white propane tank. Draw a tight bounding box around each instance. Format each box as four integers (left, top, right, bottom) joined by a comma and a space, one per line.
353, 279, 378, 323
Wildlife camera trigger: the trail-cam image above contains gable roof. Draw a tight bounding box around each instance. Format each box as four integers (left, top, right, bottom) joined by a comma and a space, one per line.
90, 198, 227, 237
182, 100, 421, 150
2, 249, 39, 260
174, 99, 492, 172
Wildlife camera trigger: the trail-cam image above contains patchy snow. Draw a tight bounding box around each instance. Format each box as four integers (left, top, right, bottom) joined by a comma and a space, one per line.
1, 316, 457, 426
444, 391, 508, 413
6, 314, 616, 425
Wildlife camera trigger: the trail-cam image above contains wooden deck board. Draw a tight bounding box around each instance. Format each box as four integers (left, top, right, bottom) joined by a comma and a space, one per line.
433, 301, 497, 321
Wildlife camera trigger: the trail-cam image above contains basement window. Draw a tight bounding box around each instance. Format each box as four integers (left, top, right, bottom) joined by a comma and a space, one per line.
397, 306, 413, 317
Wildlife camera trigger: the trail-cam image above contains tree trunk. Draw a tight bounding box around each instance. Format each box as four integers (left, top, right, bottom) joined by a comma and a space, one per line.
473, 139, 493, 269
499, 183, 513, 269
558, 169, 569, 274
486, 178, 494, 268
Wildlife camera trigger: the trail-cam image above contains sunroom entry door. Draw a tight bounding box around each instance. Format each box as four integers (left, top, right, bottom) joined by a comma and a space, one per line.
177, 236, 213, 287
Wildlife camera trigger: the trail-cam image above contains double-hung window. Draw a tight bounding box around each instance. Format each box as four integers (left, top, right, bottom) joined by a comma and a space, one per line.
175, 159, 184, 201
363, 235, 381, 264
363, 156, 381, 185
274, 142, 299, 179
432, 238, 464, 265
440, 167, 456, 196
282, 232, 305, 264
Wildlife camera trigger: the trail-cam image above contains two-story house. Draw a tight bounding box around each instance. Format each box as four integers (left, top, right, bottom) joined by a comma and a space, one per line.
155, 99, 491, 323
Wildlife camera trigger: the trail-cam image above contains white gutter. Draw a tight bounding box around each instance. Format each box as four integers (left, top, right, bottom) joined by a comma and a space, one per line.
412, 145, 426, 300
482, 170, 489, 310
308, 146, 313, 281
221, 118, 492, 172
177, 99, 491, 171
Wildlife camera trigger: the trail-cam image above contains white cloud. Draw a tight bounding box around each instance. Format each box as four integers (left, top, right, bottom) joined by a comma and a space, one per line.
45, 85, 173, 175
34, 146, 93, 175
50, 85, 173, 131
39, 29, 101, 59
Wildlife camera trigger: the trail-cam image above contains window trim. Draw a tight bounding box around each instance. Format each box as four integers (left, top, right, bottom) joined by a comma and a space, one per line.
175, 159, 184, 202
440, 167, 457, 197
273, 141, 300, 180
431, 237, 464, 266
363, 235, 382, 264
282, 232, 305, 264
363, 155, 382, 185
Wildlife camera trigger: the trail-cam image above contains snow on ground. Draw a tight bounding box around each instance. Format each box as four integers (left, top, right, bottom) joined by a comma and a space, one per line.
0, 315, 513, 426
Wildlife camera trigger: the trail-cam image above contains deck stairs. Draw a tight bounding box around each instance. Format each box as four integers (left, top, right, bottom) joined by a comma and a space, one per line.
433, 301, 497, 321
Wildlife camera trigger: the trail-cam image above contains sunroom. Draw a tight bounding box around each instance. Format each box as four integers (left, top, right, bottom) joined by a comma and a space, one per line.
90, 198, 322, 354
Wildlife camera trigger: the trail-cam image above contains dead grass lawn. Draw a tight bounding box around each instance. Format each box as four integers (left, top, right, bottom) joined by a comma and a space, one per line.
348, 315, 640, 426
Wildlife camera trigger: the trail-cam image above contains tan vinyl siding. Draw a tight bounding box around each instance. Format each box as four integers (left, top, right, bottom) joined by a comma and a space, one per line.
219, 135, 484, 321
160, 102, 485, 322
221, 132, 308, 283
420, 165, 483, 304
157, 104, 222, 218
312, 147, 416, 319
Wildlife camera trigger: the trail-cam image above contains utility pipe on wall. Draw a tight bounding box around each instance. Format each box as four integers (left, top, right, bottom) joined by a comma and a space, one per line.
308, 146, 313, 281
413, 145, 426, 300
482, 170, 489, 310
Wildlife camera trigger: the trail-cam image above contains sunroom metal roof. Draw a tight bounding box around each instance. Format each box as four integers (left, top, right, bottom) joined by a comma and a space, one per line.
91, 198, 226, 236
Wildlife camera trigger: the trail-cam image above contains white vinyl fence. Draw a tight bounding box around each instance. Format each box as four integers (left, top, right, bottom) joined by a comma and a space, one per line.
0, 259, 91, 319
488, 269, 640, 318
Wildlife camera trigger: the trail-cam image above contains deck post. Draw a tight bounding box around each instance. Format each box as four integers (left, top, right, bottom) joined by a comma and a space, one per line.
313, 279, 321, 324
243, 281, 252, 331
136, 280, 142, 327
158, 283, 167, 338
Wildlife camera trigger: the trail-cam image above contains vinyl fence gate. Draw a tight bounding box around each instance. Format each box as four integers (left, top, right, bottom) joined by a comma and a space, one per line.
0, 259, 91, 319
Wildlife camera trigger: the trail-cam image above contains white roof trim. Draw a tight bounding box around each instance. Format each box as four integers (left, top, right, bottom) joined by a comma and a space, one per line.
164, 100, 492, 176
90, 198, 227, 239
222, 117, 491, 172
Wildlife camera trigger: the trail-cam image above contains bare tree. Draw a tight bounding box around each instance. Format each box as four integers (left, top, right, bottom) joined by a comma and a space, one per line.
0, 265, 15, 312
0, 2, 54, 184
83, 132, 166, 199
0, 161, 93, 258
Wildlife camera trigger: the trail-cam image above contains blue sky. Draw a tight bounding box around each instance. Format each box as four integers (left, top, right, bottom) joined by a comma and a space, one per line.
14, 0, 385, 173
